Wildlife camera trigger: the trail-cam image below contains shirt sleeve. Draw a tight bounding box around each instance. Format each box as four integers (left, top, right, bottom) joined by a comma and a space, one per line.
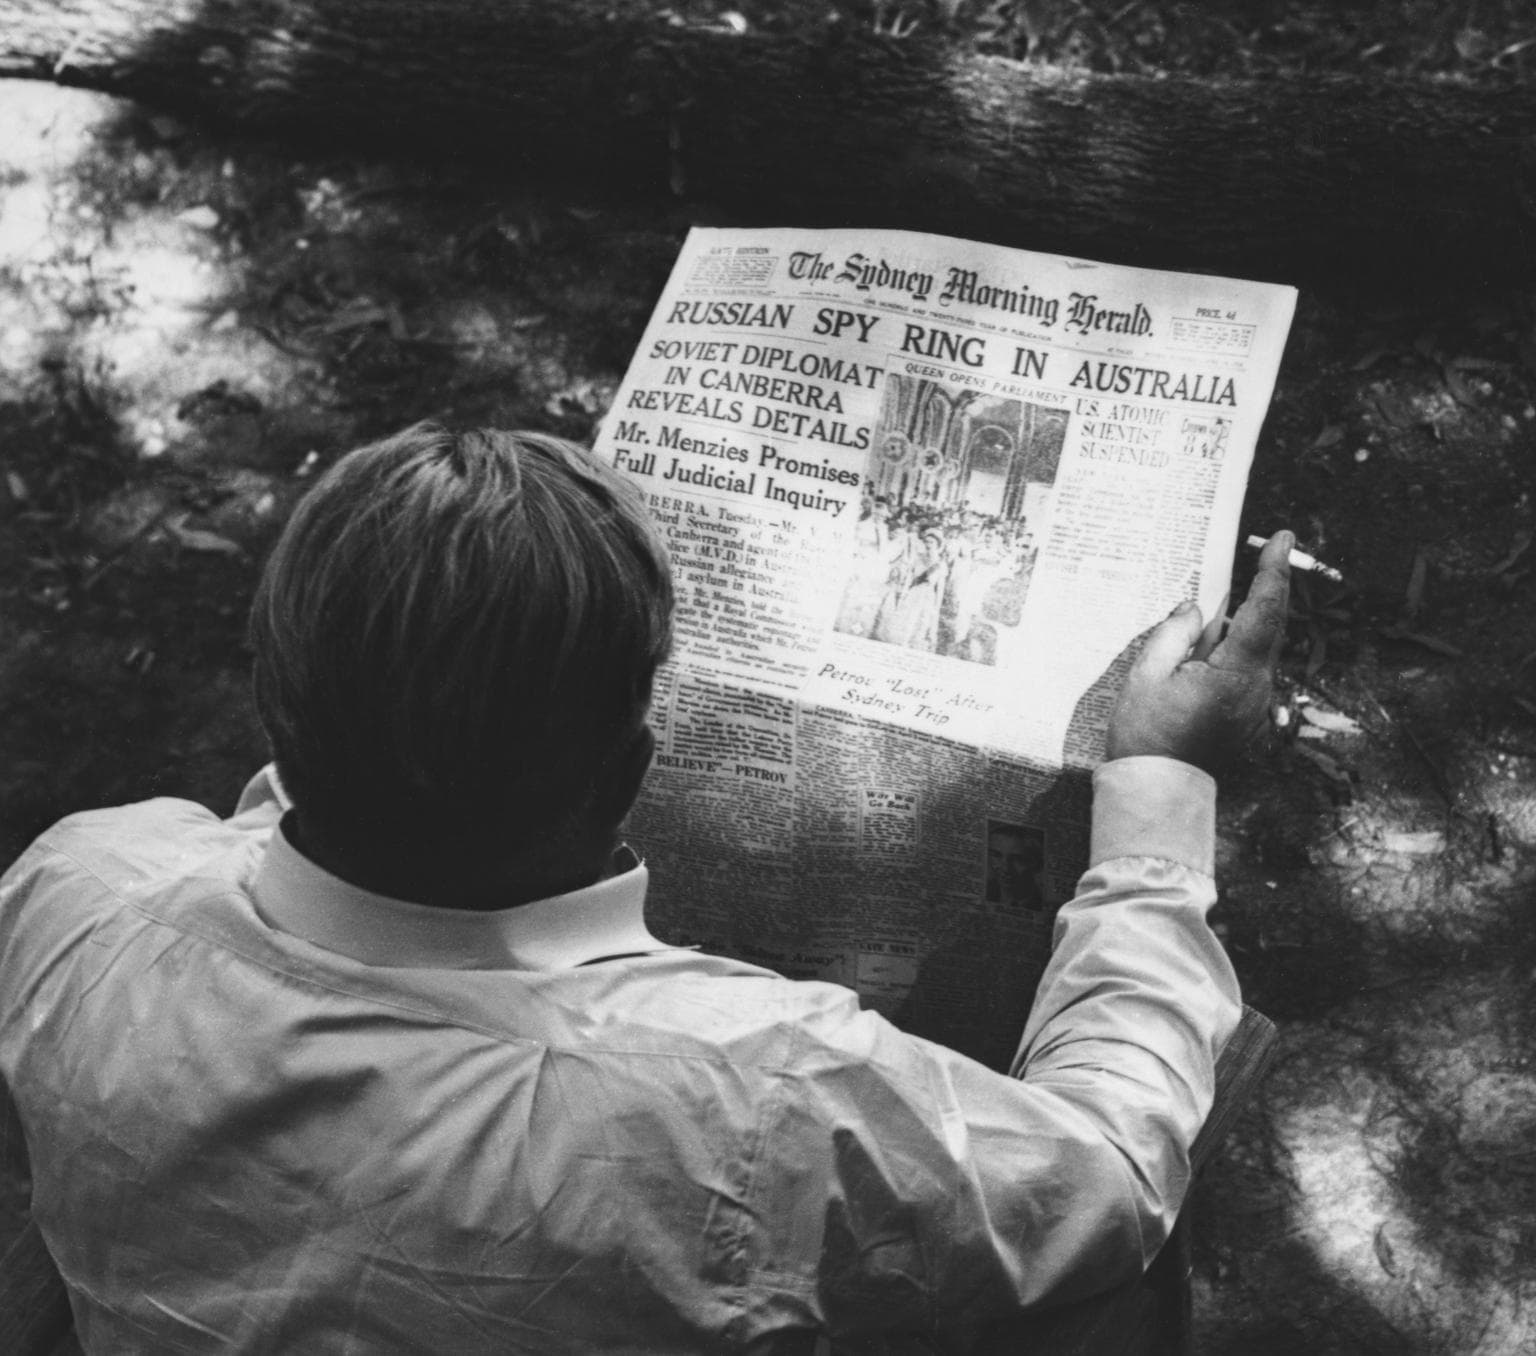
1011, 755, 1240, 1247
778, 755, 1239, 1344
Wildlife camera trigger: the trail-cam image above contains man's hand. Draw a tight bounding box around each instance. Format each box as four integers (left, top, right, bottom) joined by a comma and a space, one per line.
1105, 531, 1293, 774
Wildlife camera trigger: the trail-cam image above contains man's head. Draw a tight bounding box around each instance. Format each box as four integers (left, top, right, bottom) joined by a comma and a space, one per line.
986, 823, 1045, 907
250, 425, 672, 890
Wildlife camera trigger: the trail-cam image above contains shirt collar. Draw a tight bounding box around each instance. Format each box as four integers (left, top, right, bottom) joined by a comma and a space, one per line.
252, 822, 672, 971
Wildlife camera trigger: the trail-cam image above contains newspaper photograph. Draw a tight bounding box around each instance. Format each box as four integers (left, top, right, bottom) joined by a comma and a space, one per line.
595, 227, 1296, 1065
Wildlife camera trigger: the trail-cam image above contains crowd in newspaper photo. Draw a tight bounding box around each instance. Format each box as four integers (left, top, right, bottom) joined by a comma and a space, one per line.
834, 376, 1066, 666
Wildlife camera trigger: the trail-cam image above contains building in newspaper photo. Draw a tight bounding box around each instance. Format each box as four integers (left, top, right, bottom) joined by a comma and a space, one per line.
835, 375, 1068, 665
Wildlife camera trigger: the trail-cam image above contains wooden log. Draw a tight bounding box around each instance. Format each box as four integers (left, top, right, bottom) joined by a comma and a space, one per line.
4, 0, 1536, 282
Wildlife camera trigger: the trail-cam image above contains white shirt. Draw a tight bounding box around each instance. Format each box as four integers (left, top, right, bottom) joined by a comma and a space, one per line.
0, 757, 1237, 1353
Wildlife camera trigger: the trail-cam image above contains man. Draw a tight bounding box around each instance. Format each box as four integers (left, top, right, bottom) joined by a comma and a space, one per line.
984, 821, 1047, 910
0, 424, 1291, 1352
872, 523, 949, 652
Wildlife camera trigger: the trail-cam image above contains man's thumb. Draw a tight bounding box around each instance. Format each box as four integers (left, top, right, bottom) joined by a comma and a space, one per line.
1135, 601, 1204, 676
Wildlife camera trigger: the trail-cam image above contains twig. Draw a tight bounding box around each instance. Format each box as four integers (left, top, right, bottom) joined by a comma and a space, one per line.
1402, 725, 1455, 809
78, 507, 174, 592
1319, 815, 1361, 844
53, 29, 87, 77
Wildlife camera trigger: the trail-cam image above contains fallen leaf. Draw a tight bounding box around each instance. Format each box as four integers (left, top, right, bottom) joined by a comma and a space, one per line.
1301, 706, 1364, 736
1305, 619, 1328, 680
544, 380, 613, 420
668, 117, 687, 197
1496, 36, 1536, 66
1371, 390, 1415, 429
1379, 626, 1464, 658
1373, 1223, 1399, 1276
322, 304, 391, 334
165, 515, 243, 556
176, 204, 220, 231
1381, 829, 1445, 855
1404, 549, 1428, 619
1294, 745, 1352, 785
1312, 423, 1345, 449
1441, 365, 1477, 406
5, 471, 27, 502
1490, 530, 1532, 577
1454, 26, 1490, 62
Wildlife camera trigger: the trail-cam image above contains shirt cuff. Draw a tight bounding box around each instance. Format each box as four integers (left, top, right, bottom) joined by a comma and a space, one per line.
1090, 756, 1215, 877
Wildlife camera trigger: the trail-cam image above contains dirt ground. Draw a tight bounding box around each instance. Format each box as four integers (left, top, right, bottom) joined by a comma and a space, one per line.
1, 22, 1534, 1352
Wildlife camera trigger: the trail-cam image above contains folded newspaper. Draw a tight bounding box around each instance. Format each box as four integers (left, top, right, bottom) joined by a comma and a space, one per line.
594, 227, 1296, 1068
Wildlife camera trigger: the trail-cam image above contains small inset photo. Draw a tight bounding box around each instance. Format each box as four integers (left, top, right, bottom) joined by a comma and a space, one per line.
984, 820, 1047, 911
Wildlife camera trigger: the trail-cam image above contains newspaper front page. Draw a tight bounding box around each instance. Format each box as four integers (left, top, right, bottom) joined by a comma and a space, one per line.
594, 227, 1296, 1067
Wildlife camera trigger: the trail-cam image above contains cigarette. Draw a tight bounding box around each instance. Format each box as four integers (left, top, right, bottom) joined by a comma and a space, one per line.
1246, 534, 1343, 582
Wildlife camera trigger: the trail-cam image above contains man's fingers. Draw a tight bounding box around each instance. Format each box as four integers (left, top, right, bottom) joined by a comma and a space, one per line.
1220, 530, 1292, 669
1191, 593, 1229, 663
1136, 600, 1205, 676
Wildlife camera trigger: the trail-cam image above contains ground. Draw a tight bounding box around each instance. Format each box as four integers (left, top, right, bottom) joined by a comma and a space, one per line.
2, 5, 1535, 1352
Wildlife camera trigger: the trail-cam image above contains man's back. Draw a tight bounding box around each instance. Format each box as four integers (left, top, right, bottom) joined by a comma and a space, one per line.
1, 763, 1224, 1353
0, 427, 1291, 1353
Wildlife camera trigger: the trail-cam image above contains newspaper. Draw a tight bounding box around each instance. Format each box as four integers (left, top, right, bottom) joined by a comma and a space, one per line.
594, 227, 1296, 1068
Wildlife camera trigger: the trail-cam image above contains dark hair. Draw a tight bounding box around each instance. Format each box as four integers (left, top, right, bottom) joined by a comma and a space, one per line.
249, 425, 673, 858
